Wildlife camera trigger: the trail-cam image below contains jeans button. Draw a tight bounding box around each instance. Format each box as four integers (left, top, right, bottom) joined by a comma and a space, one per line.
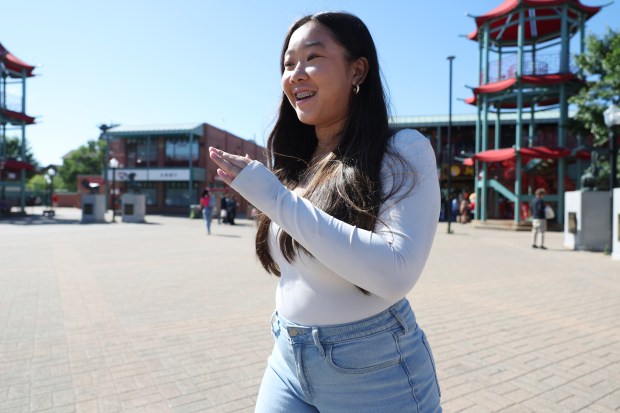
289, 328, 298, 337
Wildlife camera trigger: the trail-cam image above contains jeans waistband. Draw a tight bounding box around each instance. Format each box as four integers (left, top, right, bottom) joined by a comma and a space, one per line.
271, 298, 416, 345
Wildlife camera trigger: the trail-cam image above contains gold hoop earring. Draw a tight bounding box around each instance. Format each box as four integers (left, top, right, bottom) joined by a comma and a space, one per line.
353, 84, 360, 95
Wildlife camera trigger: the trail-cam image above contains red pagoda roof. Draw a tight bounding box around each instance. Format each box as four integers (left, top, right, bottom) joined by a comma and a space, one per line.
468, 0, 601, 44
1, 159, 35, 171
465, 73, 581, 108
0, 42, 35, 78
0, 108, 36, 125
472, 73, 578, 95
465, 95, 561, 108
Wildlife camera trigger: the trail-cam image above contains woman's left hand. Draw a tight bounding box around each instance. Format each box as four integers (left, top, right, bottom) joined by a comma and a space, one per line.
208, 147, 253, 186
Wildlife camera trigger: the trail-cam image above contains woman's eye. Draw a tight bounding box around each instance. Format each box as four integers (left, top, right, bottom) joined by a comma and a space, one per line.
283, 61, 294, 69
307, 54, 318, 61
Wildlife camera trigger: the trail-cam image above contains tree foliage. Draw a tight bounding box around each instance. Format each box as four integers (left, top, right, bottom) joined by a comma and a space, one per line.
58, 140, 106, 191
27, 173, 67, 192
2, 136, 39, 179
570, 28, 620, 146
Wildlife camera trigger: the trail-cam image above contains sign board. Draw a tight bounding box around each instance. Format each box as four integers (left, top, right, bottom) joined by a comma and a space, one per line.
107, 168, 203, 182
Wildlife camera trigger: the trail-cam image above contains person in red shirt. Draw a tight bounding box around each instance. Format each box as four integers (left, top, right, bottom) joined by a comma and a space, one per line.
199, 188, 213, 235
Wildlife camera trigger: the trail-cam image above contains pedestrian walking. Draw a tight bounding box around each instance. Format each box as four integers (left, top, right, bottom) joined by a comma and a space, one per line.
458, 193, 471, 224
199, 188, 213, 235
226, 195, 238, 225
219, 195, 228, 224
530, 188, 548, 249
209, 12, 441, 412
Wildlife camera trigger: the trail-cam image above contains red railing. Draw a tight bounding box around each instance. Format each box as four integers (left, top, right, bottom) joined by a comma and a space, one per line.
481, 53, 578, 84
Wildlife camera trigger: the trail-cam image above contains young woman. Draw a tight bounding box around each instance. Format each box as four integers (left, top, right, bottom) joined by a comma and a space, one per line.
199, 188, 213, 234
210, 12, 441, 412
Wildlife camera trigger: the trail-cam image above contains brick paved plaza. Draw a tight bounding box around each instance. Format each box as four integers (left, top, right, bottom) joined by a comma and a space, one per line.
1, 207, 618, 412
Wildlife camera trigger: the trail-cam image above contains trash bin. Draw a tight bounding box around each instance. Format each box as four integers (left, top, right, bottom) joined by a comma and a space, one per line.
189, 204, 202, 219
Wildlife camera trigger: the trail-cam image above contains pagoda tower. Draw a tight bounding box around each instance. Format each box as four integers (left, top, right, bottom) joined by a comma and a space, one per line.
0, 42, 36, 213
465, 0, 601, 225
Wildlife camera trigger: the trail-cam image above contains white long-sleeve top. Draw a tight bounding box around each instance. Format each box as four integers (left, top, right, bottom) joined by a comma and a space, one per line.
231, 129, 440, 325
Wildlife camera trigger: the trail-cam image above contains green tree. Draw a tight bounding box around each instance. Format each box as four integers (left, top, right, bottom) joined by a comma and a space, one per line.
27, 173, 67, 192
2, 136, 39, 178
58, 140, 106, 191
3, 136, 38, 164
570, 28, 620, 188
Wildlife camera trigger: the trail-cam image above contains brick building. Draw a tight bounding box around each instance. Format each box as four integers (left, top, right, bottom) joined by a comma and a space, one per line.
105, 123, 265, 216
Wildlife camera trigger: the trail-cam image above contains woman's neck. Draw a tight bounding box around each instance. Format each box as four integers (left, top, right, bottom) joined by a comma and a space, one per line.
314, 127, 342, 160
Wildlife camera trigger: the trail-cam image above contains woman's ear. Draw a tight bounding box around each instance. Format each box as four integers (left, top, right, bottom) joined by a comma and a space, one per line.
352, 57, 369, 85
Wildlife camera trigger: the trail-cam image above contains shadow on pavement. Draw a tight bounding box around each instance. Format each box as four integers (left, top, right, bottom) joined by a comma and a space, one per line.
0, 215, 81, 226
0, 214, 162, 226
218, 222, 256, 227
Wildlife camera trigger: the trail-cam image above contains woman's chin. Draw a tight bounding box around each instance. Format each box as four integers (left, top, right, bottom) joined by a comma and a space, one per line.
295, 112, 317, 126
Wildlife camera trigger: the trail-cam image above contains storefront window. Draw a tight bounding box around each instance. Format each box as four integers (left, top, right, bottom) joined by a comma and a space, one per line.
165, 138, 198, 167
164, 182, 198, 206
140, 182, 158, 206
126, 138, 157, 168
120, 181, 158, 206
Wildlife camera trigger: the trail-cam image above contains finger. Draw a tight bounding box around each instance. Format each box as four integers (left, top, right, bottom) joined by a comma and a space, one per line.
216, 168, 234, 186
210, 147, 251, 169
209, 150, 239, 177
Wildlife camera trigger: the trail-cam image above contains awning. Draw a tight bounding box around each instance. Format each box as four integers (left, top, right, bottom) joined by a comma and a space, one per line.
0, 42, 35, 78
468, 0, 601, 44
463, 146, 591, 165
464, 148, 516, 165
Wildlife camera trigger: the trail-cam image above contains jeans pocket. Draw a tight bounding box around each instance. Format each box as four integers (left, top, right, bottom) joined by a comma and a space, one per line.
326, 331, 401, 374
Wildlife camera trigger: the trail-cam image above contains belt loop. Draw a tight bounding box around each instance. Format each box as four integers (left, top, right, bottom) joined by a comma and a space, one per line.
391, 307, 408, 334
312, 328, 325, 358
271, 312, 280, 338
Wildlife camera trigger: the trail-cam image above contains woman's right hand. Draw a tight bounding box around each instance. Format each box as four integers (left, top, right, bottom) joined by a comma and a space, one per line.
208, 147, 253, 186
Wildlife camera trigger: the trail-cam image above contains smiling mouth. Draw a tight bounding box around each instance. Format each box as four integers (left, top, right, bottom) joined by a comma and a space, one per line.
295, 91, 316, 101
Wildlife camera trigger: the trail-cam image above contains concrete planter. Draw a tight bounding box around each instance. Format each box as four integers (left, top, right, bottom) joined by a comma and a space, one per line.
121, 193, 146, 223
81, 194, 106, 223
564, 191, 611, 252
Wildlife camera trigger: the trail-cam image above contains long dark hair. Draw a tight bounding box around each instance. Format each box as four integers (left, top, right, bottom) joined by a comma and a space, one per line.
256, 12, 407, 291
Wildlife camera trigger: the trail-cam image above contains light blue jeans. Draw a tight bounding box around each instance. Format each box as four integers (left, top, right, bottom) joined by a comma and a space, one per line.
255, 299, 442, 412
202, 207, 213, 234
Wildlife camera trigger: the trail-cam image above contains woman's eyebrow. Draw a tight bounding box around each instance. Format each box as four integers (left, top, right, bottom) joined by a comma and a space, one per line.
302, 41, 325, 49
285, 41, 326, 56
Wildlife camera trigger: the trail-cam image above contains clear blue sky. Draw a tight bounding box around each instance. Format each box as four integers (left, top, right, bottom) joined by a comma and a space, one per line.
1, 0, 618, 166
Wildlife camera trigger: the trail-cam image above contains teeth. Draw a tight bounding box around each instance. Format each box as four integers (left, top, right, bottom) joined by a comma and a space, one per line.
295, 91, 316, 100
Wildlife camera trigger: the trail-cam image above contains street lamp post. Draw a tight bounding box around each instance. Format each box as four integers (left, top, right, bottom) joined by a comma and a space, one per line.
43, 167, 56, 217
447, 55, 455, 234
604, 104, 619, 189
109, 157, 119, 222
99, 123, 120, 216
604, 104, 619, 250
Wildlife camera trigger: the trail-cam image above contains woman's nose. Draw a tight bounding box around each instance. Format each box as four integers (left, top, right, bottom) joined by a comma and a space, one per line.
289, 62, 307, 83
